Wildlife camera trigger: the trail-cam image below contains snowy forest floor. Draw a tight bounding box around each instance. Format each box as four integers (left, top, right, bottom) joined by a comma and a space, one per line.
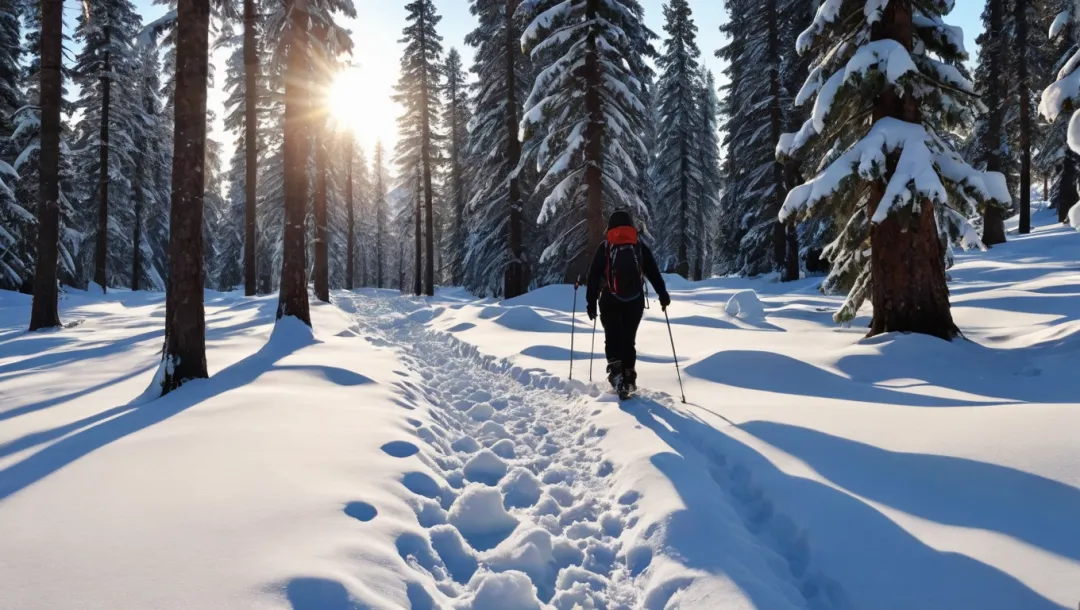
1, 208, 1079, 610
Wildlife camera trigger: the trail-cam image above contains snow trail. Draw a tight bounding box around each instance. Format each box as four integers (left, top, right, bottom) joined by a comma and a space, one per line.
338, 290, 840, 609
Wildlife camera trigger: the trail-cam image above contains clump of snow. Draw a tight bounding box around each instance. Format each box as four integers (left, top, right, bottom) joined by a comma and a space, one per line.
448, 485, 518, 550
502, 468, 543, 508
490, 439, 516, 459
455, 570, 542, 610
463, 449, 509, 486
1070, 202, 1080, 229
452, 436, 481, 454
429, 524, 479, 584
725, 290, 767, 321
467, 402, 495, 421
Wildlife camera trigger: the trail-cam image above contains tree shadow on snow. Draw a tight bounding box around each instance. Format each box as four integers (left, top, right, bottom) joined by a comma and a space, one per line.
0, 320, 364, 504
741, 421, 1080, 564
619, 398, 1065, 610
285, 577, 372, 610
683, 350, 993, 408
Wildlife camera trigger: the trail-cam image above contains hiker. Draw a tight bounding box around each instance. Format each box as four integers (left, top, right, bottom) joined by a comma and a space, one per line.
585, 209, 670, 397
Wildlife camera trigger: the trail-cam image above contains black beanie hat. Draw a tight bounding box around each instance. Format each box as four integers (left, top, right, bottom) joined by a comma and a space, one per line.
608, 209, 633, 229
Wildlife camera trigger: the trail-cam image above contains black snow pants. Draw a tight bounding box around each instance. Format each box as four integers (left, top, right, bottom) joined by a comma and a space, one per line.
599, 293, 645, 373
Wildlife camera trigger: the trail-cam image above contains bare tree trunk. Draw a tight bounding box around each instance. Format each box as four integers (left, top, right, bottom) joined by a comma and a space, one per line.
132, 162, 143, 291
1016, 0, 1031, 235
312, 22, 329, 303
868, 0, 956, 340
767, 0, 787, 275
979, 0, 1008, 246
243, 0, 258, 296
504, 0, 525, 298
414, 170, 422, 296
94, 29, 111, 293
277, 0, 311, 325
161, 0, 211, 394
29, 0, 64, 331
346, 133, 355, 290
580, 0, 604, 282
418, 10, 435, 297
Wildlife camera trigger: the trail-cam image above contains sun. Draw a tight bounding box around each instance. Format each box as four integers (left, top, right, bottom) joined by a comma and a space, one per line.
327, 66, 366, 131
325, 64, 399, 154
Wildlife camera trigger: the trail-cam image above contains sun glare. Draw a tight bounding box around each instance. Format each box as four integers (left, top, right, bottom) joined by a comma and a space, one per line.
326, 64, 399, 154
328, 67, 365, 128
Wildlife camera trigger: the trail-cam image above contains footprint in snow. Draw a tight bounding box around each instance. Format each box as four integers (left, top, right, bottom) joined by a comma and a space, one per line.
344, 501, 377, 522
381, 440, 420, 458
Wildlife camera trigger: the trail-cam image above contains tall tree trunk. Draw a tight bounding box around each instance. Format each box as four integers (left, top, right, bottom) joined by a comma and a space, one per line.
868, 0, 956, 340
581, 0, 604, 281
243, 0, 258, 296
1016, 0, 1031, 235
132, 162, 143, 291
414, 171, 422, 296
312, 22, 329, 303
418, 7, 435, 297
346, 133, 355, 290
277, 0, 311, 324
161, 0, 211, 394
375, 157, 384, 288
676, 141, 689, 279
980, 0, 1007, 246
94, 32, 111, 293
767, 0, 787, 275
504, 0, 525, 298
29, 0, 64, 331
1055, 150, 1078, 224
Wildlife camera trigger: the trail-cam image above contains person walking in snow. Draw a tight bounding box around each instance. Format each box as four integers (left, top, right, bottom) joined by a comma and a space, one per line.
586, 209, 670, 398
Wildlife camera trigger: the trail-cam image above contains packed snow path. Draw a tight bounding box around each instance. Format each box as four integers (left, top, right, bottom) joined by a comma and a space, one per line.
337, 290, 841, 610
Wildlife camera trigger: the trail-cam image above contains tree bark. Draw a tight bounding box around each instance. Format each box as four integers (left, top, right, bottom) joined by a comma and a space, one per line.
504, 0, 525, 298
132, 158, 143, 291
580, 0, 605, 281
978, 0, 1008, 246
1058, 151, 1078, 224
94, 27, 111, 293
161, 0, 210, 394
676, 139, 689, 279
1016, 0, 1031, 235
375, 145, 385, 288
312, 21, 329, 303
767, 0, 787, 275
418, 6, 435, 296
414, 169, 422, 296
345, 133, 355, 290
868, 0, 956, 340
243, 0, 258, 296
277, 0, 311, 325
29, 0, 64, 331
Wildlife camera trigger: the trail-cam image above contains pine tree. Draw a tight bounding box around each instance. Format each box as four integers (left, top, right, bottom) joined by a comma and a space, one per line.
393, 0, 443, 296
28, 0, 66, 330
462, 0, 531, 298
1039, 0, 1080, 224
372, 140, 388, 288
652, 0, 702, 279
0, 0, 29, 291
161, 0, 211, 393
692, 69, 721, 281
1010, 0, 1039, 234
242, 0, 259, 295
440, 48, 469, 287
967, 0, 1014, 246
781, 0, 1007, 338
344, 131, 356, 289
714, 0, 751, 275
128, 41, 170, 291
73, 0, 143, 292
521, 0, 656, 283
277, 0, 312, 324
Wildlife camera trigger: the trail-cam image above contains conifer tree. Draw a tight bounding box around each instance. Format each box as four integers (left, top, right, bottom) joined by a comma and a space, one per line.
652, 0, 702, 278
28, 0, 66, 330
1040, 0, 1080, 224
440, 48, 469, 286
462, 0, 531, 297
692, 69, 722, 281
393, 0, 443, 296
161, 0, 212, 393
372, 140, 388, 288
521, 0, 656, 283
781, 0, 1008, 338
73, 0, 143, 292
128, 41, 170, 291
242, 0, 259, 295
0, 0, 29, 291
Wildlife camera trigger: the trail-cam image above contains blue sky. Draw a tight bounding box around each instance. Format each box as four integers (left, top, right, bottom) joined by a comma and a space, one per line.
129, 0, 984, 162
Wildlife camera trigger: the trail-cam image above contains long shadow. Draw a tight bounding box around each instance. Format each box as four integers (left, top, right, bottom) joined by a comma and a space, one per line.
520, 344, 676, 364
684, 349, 994, 407
741, 421, 1080, 563
0, 328, 164, 377
619, 398, 1065, 610
0, 363, 155, 422
285, 577, 373, 610
834, 335, 1074, 404
0, 323, 322, 504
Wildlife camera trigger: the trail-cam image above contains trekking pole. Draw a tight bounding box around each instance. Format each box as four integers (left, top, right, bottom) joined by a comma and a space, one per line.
663, 308, 687, 403
589, 316, 597, 382
570, 276, 581, 380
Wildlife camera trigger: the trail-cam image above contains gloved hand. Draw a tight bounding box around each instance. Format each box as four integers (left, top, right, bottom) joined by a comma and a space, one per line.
659, 292, 671, 310
587, 301, 597, 321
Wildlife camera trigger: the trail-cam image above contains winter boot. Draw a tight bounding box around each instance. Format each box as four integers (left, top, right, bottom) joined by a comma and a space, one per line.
606, 361, 624, 393
624, 369, 637, 394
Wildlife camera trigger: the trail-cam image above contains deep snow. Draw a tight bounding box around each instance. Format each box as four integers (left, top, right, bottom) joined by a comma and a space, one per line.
1, 208, 1078, 609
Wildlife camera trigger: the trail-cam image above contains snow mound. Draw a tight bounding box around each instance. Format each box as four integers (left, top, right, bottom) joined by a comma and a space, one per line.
463, 449, 509, 486
467, 402, 495, 422
725, 289, 767, 320
448, 486, 519, 550
455, 570, 542, 610
1069, 202, 1080, 229
502, 468, 543, 508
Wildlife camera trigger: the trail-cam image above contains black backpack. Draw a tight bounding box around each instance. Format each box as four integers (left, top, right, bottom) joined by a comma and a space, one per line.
605, 226, 644, 301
